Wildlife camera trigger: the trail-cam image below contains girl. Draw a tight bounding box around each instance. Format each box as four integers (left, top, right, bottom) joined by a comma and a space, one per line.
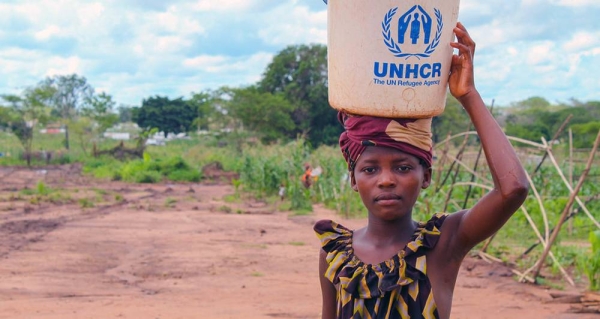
314, 23, 529, 319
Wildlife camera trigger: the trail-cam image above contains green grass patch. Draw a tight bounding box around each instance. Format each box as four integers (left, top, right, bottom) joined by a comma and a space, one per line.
288, 241, 305, 246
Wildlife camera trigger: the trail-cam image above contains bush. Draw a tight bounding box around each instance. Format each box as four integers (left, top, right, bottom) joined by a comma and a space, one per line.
578, 231, 600, 291
167, 169, 201, 182
133, 170, 162, 183
160, 156, 190, 171
121, 160, 147, 182
105, 155, 200, 183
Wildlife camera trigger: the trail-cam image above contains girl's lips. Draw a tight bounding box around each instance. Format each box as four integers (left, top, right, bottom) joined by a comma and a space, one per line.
375, 194, 401, 201
377, 200, 400, 207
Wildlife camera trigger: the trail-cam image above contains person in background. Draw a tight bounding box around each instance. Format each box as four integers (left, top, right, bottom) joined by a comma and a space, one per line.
302, 163, 313, 188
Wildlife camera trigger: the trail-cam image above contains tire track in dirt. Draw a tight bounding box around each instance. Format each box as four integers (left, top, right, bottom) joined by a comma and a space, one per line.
0, 186, 162, 260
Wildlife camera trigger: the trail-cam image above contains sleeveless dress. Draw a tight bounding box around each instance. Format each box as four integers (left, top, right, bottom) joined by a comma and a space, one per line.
314, 213, 448, 319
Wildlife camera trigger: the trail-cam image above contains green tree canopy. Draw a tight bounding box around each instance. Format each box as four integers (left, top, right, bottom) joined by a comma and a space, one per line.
431, 95, 470, 144
81, 92, 119, 133
40, 74, 94, 149
223, 86, 296, 144
133, 95, 196, 134
0, 85, 55, 165
189, 91, 217, 131
258, 44, 341, 146
571, 121, 600, 148
504, 97, 600, 143
41, 74, 94, 119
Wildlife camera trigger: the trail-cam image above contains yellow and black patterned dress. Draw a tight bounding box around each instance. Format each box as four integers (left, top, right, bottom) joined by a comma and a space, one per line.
314, 213, 448, 319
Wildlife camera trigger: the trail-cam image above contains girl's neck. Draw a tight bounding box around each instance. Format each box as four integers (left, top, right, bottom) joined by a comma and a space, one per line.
364, 215, 417, 247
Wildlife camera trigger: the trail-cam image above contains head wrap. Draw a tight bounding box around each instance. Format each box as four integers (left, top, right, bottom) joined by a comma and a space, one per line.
338, 112, 433, 171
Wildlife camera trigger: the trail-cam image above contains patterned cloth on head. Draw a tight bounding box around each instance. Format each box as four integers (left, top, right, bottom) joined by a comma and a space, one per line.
338, 112, 433, 171
314, 213, 448, 319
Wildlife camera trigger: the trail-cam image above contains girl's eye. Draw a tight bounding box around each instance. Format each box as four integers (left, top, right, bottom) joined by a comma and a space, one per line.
362, 167, 377, 173
397, 165, 412, 172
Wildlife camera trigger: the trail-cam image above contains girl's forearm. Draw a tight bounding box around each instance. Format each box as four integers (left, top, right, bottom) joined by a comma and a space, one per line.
458, 90, 529, 197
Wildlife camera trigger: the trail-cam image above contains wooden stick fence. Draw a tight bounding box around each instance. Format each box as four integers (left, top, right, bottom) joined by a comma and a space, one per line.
531, 130, 600, 280
433, 117, 600, 287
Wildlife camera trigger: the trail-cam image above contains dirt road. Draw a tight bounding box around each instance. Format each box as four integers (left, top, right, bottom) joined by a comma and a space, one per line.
0, 165, 596, 319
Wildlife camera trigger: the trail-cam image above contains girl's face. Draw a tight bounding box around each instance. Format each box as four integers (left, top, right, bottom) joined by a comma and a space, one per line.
351, 146, 431, 221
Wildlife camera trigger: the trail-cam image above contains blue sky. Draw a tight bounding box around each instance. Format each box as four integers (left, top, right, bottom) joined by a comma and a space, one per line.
0, 0, 599, 107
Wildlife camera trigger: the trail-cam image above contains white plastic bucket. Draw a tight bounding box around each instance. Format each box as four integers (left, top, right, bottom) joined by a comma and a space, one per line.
327, 0, 460, 118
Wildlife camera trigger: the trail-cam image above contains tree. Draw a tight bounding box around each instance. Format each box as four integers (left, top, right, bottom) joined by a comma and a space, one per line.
117, 105, 134, 123
41, 74, 94, 150
224, 86, 296, 143
189, 91, 216, 131
82, 92, 119, 133
510, 96, 551, 111
1, 85, 54, 165
133, 96, 196, 134
0, 105, 11, 128
431, 95, 470, 144
570, 121, 600, 148
258, 44, 341, 146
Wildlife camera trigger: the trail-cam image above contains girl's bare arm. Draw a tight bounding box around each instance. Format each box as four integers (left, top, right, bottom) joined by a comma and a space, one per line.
446, 22, 530, 254
319, 249, 337, 319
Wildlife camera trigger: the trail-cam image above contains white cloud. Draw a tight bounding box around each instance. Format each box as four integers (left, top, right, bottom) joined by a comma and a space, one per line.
183, 52, 272, 73
257, 4, 327, 45
45, 56, 84, 77
183, 55, 228, 70
13, 3, 44, 23
563, 31, 600, 52
77, 2, 106, 27
192, 0, 256, 12
551, 0, 600, 7
34, 25, 62, 40
459, 2, 495, 15
156, 8, 206, 35
526, 41, 555, 65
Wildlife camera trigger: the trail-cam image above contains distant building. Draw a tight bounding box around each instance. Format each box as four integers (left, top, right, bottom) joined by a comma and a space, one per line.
40, 124, 65, 134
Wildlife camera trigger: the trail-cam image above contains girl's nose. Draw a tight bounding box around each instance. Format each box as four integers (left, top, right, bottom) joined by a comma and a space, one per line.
377, 170, 396, 188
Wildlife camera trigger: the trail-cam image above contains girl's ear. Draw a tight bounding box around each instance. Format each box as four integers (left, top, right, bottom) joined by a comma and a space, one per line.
422, 167, 432, 189
350, 171, 358, 192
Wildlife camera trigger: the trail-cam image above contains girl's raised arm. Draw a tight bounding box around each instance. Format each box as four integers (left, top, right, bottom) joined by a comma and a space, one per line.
446, 22, 529, 254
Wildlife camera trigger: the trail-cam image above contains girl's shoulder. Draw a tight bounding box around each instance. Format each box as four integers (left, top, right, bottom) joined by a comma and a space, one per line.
314, 219, 353, 251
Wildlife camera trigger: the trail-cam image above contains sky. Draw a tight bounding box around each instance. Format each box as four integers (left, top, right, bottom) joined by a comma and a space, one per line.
0, 0, 599, 108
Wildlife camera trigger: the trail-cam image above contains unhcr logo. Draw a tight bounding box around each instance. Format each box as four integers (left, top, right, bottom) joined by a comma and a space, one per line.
374, 5, 444, 85
381, 5, 443, 59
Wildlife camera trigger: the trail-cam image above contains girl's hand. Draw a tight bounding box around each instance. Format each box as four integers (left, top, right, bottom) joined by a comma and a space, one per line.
448, 22, 476, 100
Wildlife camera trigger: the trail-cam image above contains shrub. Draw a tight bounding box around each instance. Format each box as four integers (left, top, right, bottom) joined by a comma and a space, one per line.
578, 231, 600, 291
133, 170, 162, 183
167, 169, 201, 182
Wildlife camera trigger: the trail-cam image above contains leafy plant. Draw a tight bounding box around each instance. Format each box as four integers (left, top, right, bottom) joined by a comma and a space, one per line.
79, 198, 95, 208
578, 231, 600, 291
164, 197, 177, 208
36, 181, 50, 195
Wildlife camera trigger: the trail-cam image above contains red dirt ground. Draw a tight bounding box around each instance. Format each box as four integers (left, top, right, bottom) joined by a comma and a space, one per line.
0, 165, 597, 319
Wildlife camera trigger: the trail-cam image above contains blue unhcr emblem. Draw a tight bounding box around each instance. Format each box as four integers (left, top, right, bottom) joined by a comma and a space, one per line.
382, 5, 443, 59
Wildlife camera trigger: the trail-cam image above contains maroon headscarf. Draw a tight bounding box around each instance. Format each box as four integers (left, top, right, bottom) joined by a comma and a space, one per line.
338, 112, 433, 171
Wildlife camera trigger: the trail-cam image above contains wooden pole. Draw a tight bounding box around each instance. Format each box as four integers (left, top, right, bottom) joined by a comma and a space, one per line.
544, 139, 600, 229
518, 193, 600, 259
532, 129, 600, 281
436, 128, 470, 193
463, 101, 494, 209
532, 114, 573, 175
434, 132, 452, 188
443, 131, 471, 212
568, 128, 574, 236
